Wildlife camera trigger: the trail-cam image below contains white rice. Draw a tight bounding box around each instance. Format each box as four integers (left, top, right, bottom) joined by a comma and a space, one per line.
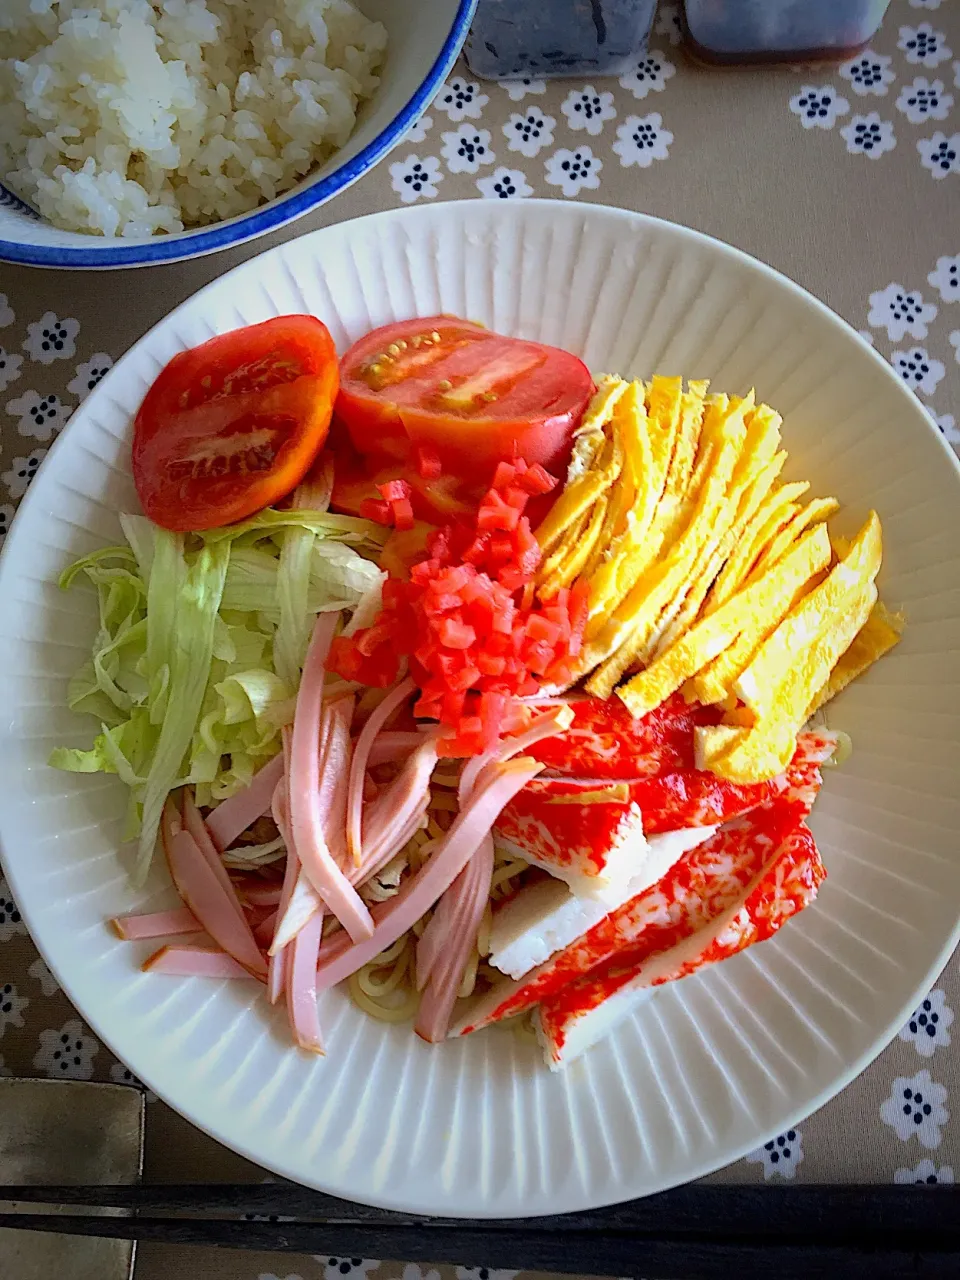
0, 0, 387, 237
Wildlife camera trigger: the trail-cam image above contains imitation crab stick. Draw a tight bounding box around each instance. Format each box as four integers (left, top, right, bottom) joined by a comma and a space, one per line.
111, 906, 200, 940
315, 757, 544, 992
143, 945, 258, 980
288, 612, 372, 942
204, 753, 285, 853
161, 798, 267, 980
453, 791, 817, 1037
415, 833, 495, 1043
536, 818, 825, 1068
347, 677, 416, 864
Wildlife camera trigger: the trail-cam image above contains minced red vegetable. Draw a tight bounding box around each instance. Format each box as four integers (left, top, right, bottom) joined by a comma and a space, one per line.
328, 458, 587, 755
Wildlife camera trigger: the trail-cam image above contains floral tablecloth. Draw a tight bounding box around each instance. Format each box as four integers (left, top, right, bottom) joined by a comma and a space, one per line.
1, 1, 959, 1277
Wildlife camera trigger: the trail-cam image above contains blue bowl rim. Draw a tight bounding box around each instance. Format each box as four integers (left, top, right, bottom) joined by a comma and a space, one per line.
0, 0, 476, 270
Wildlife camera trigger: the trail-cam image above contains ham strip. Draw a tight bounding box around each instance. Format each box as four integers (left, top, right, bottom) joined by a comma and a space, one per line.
366, 731, 428, 768
288, 612, 372, 942
267, 769, 297, 1003
315, 758, 544, 992
360, 733, 439, 870
204, 754, 285, 852
161, 799, 267, 979
143, 945, 257, 980
347, 677, 415, 863
458, 705, 574, 805
285, 909, 325, 1054
415, 833, 494, 1043
111, 906, 200, 940
253, 909, 279, 947
181, 788, 248, 929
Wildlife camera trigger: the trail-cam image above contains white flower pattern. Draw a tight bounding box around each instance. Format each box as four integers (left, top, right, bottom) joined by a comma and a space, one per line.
619, 50, 676, 101
403, 114, 433, 144
928, 253, 960, 303
0, 982, 29, 1039
2, 448, 47, 499
503, 106, 555, 158
880, 1070, 949, 1147
476, 166, 533, 199
909, 0, 944, 9
500, 78, 546, 102
840, 50, 896, 97
544, 146, 602, 196
441, 124, 495, 174
789, 85, 850, 129
900, 989, 955, 1057
896, 76, 954, 123
433, 77, 488, 122
951, 329, 960, 363
868, 282, 938, 340
0, 876, 26, 940
66, 352, 113, 401
560, 85, 617, 136
6, 389, 73, 442
388, 155, 443, 204
933, 411, 959, 444
0, 347, 23, 392
840, 112, 897, 157
745, 1128, 804, 1180
319, 1261, 381, 1280
899, 23, 953, 68
0, 294, 13, 327
33, 1018, 100, 1080
918, 130, 960, 176
613, 113, 673, 167
22, 311, 80, 365
894, 1159, 954, 1185
891, 344, 946, 395
27, 958, 59, 996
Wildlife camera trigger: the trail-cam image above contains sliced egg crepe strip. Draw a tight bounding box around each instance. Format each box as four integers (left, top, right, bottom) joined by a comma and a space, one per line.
617, 523, 831, 721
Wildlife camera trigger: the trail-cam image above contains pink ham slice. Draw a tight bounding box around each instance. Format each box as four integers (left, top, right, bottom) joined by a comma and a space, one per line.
415, 834, 495, 1043
536, 818, 825, 1069
453, 790, 819, 1038
366, 731, 429, 769
181, 788, 249, 930
347, 677, 415, 863
287, 612, 372, 942
111, 906, 200, 941
204, 754, 285, 853
161, 798, 267, 980
143, 945, 258, 980
315, 757, 544, 992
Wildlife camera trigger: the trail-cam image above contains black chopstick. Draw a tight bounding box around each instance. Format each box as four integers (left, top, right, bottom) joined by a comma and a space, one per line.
2, 1210, 960, 1278
3, 1181, 960, 1235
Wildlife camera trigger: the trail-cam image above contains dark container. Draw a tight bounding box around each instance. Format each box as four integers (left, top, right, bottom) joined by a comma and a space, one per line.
465, 0, 658, 80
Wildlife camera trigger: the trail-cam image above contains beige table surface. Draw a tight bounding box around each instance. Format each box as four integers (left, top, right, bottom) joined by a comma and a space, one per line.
1, 1, 959, 1276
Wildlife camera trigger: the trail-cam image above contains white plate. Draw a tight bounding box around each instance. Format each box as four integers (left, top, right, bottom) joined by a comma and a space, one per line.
1, 201, 959, 1217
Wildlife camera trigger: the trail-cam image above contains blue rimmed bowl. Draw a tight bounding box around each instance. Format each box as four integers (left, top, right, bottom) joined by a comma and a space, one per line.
0, 0, 475, 270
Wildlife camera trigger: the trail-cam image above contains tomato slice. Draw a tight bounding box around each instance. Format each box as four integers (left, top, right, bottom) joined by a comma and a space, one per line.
133, 315, 338, 531
336, 316, 594, 474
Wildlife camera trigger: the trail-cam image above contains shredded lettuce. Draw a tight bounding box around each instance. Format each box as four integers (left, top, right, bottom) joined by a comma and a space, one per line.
51, 506, 386, 883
